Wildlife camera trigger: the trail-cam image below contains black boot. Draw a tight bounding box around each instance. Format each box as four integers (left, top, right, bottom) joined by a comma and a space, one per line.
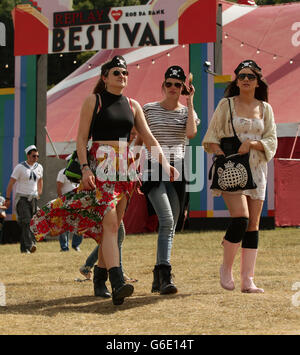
158, 264, 178, 295
109, 267, 134, 305
93, 266, 111, 298
151, 265, 160, 293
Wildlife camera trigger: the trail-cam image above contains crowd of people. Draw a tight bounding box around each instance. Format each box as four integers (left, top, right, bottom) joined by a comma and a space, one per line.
1, 56, 277, 304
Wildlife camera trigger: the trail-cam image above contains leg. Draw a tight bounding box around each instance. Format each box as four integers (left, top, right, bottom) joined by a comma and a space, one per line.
59, 232, 69, 251
117, 220, 125, 271
148, 182, 178, 294
148, 182, 176, 266
219, 193, 249, 290
79, 244, 99, 279
71, 233, 83, 251
240, 197, 264, 293
102, 196, 133, 305
17, 198, 36, 253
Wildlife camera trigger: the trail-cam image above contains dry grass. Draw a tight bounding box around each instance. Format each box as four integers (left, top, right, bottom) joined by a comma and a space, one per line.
0, 228, 300, 335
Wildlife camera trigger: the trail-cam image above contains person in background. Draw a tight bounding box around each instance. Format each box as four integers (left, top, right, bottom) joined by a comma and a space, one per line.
56, 160, 83, 252
202, 60, 277, 293
30, 56, 179, 305
140, 65, 199, 295
5, 145, 43, 254
0, 194, 6, 244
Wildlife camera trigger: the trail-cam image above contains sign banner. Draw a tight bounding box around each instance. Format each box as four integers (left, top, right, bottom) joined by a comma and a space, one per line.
12, 0, 216, 56
51, 1, 216, 53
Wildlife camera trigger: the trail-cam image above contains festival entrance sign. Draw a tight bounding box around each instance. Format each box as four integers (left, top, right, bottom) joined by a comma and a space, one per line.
13, 0, 217, 56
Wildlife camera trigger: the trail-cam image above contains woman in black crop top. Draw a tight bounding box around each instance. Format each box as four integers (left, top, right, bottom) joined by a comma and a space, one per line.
31, 55, 179, 306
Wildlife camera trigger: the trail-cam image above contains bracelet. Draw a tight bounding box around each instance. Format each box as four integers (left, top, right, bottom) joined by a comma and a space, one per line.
81, 165, 91, 172
80, 163, 89, 170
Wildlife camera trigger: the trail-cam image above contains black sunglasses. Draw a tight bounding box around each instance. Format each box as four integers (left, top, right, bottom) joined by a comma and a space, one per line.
237, 73, 257, 81
112, 70, 129, 77
164, 82, 182, 88
32, 154, 39, 158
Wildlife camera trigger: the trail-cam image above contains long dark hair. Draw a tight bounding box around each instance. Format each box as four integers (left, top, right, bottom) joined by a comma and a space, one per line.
224, 67, 269, 102
93, 61, 111, 94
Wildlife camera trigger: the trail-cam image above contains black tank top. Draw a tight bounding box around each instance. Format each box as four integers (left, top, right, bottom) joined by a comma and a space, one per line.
91, 90, 134, 141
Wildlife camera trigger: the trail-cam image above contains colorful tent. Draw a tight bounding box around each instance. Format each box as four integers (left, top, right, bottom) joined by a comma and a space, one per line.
46, 0, 300, 158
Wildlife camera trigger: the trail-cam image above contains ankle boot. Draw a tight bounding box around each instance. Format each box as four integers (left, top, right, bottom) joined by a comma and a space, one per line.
93, 266, 111, 298
108, 267, 134, 305
220, 239, 240, 291
151, 265, 160, 293
240, 248, 264, 293
158, 264, 177, 295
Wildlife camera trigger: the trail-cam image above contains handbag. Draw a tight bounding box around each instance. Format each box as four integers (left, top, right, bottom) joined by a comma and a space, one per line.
64, 93, 100, 183
208, 99, 257, 192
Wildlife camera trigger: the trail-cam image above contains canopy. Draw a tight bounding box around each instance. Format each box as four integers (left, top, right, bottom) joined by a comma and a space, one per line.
46, 1, 300, 156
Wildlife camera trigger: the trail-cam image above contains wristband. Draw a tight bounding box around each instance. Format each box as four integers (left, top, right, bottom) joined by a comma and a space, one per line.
81, 165, 91, 172
80, 163, 89, 170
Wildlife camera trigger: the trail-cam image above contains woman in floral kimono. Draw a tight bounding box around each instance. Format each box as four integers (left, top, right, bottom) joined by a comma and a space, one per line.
30, 56, 179, 305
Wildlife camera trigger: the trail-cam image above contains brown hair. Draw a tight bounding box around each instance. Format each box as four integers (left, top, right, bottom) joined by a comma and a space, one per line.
224, 67, 269, 102
92, 61, 111, 94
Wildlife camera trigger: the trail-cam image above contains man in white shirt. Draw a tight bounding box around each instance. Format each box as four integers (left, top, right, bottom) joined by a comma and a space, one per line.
4, 145, 43, 253
56, 165, 82, 252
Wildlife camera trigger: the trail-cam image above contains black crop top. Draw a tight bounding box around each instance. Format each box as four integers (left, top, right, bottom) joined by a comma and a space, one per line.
91, 90, 134, 141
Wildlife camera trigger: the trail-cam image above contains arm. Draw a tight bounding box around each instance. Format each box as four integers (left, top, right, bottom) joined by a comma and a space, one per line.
185, 84, 198, 139
132, 99, 179, 181
202, 98, 228, 154
76, 94, 96, 190
4, 177, 16, 208
37, 178, 43, 197
57, 181, 63, 197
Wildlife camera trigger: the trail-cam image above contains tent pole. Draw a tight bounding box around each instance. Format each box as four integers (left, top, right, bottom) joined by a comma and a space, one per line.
289, 123, 300, 159
45, 126, 60, 158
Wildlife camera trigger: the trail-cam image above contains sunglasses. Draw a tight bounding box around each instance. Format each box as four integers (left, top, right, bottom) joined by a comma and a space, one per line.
237, 73, 257, 81
164, 82, 182, 88
112, 70, 129, 77
32, 154, 39, 158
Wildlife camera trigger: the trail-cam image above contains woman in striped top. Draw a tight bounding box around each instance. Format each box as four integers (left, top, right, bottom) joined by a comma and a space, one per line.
141, 65, 199, 295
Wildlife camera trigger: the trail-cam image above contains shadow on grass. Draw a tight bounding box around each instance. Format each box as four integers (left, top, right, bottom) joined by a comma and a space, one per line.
0, 293, 193, 316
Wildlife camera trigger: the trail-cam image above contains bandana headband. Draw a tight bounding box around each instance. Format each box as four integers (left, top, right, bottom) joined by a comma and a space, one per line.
106, 56, 127, 70
165, 66, 186, 81
234, 60, 261, 75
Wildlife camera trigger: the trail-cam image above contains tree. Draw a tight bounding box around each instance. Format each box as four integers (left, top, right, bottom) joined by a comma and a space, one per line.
0, 1, 22, 88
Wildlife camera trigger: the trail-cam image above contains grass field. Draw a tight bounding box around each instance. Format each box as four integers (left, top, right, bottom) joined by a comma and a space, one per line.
0, 228, 299, 335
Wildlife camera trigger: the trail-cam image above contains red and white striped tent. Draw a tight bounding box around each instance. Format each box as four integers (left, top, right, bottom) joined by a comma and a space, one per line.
46, 1, 300, 227
46, 0, 300, 160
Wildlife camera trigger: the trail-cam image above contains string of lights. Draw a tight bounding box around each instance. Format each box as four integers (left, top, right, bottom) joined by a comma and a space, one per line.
223, 32, 297, 65
84, 45, 186, 71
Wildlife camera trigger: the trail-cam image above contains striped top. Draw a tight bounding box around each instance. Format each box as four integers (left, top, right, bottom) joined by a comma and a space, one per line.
143, 102, 199, 163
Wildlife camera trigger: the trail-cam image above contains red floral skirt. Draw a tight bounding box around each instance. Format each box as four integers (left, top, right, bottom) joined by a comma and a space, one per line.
30, 143, 137, 243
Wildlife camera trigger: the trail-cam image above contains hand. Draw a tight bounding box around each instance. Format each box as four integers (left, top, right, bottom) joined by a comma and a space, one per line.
215, 149, 225, 156
4, 200, 10, 208
169, 165, 180, 182
186, 84, 195, 103
82, 168, 96, 190
238, 140, 252, 155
